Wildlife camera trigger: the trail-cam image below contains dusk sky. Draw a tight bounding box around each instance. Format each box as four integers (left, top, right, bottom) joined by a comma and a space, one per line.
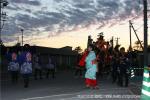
2, 0, 150, 50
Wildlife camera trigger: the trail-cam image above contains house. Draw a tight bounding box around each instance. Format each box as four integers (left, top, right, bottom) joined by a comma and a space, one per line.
32, 46, 78, 69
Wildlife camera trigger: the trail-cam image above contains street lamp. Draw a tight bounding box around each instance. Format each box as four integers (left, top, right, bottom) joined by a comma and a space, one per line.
21, 29, 24, 46
2, 0, 8, 7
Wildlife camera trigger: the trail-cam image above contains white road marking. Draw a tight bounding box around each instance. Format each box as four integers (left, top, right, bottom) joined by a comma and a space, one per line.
21, 93, 80, 100
21, 88, 129, 100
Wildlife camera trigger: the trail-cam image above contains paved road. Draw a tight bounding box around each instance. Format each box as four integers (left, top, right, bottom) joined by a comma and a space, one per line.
1, 70, 142, 100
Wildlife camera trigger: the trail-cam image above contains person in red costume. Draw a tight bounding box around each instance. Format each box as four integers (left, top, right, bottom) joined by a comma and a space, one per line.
78, 49, 89, 67
74, 49, 89, 78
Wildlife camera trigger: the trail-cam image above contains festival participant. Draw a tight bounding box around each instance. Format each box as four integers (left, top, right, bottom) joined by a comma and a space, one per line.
74, 49, 89, 78
118, 47, 130, 87
78, 49, 88, 67
45, 56, 55, 79
8, 52, 19, 84
20, 44, 32, 88
33, 54, 42, 80
85, 45, 98, 89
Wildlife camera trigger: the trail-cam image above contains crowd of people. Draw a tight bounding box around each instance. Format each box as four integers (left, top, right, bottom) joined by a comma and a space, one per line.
5, 44, 56, 88
75, 35, 136, 89
3, 35, 138, 89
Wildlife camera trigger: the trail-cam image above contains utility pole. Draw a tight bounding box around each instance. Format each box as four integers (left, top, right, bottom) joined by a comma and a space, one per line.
130, 21, 144, 50
143, 0, 148, 67
0, 0, 8, 46
110, 36, 114, 48
17, 36, 19, 44
0, 1, 1, 44
116, 37, 120, 46
112, 36, 114, 48
129, 20, 132, 49
141, 0, 149, 100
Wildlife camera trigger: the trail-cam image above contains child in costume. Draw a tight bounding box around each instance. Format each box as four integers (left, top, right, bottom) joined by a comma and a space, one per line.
20, 44, 32, 88
8, 52, 19, 84
85, 45, 98, 89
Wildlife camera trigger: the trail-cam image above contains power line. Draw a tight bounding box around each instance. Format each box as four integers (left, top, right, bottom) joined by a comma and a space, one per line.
135, 24, 143, 31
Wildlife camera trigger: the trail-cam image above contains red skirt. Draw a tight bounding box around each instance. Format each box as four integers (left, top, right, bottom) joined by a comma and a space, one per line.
85, 78, 97, 87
